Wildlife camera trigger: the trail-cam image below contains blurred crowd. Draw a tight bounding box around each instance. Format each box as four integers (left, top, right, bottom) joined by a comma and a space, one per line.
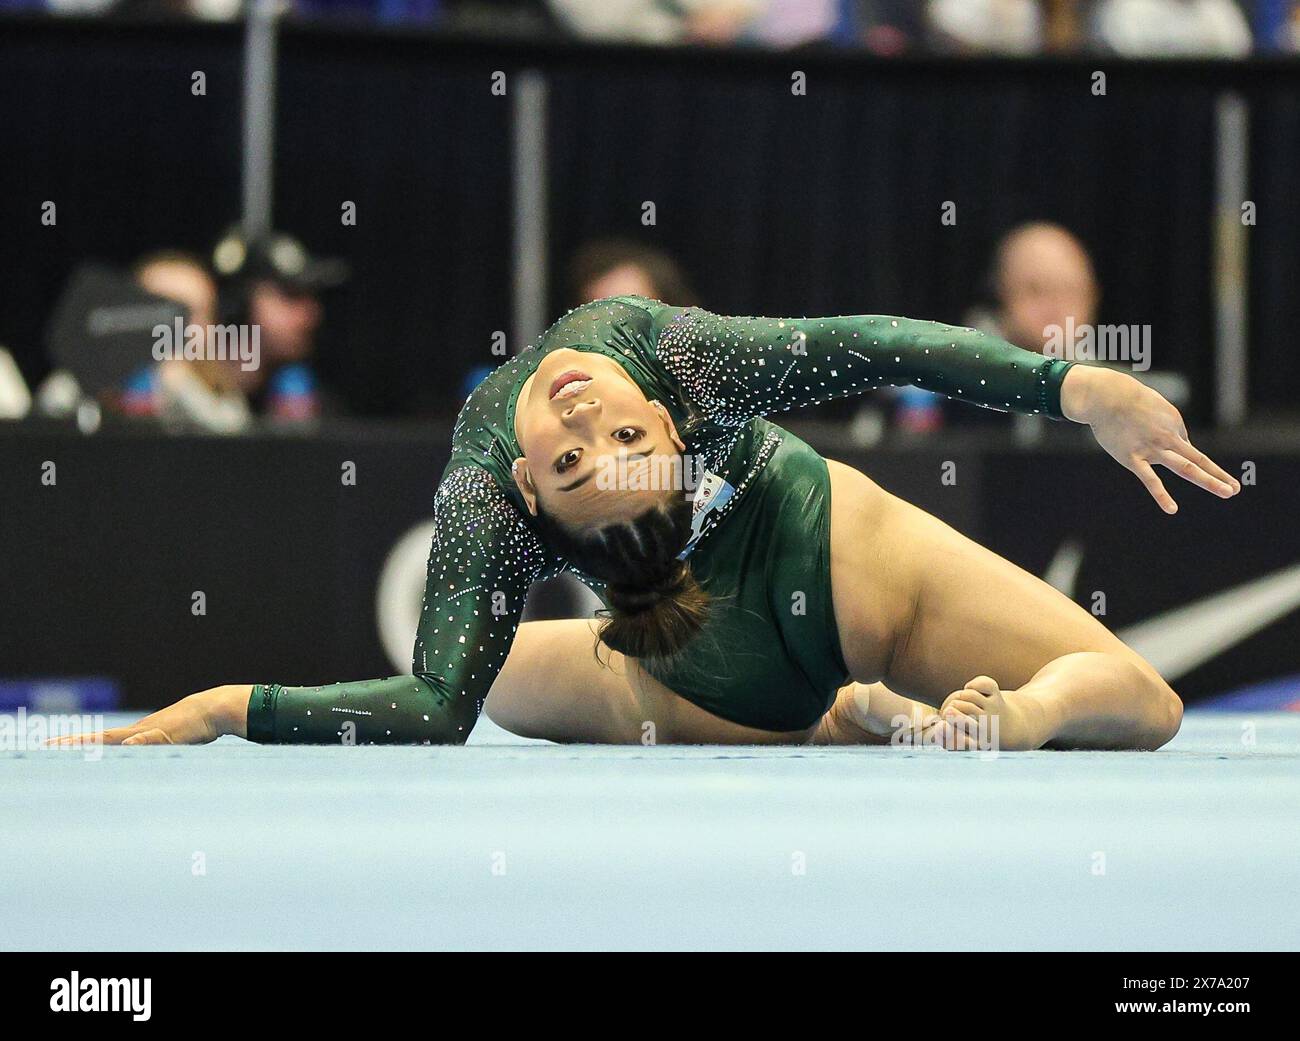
0, 229, 348, 434
3, 0, 1300, 56
0, 219, 1189, 441
0, 1, 1270, 437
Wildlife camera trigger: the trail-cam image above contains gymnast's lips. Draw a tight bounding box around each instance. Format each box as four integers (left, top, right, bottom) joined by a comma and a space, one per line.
549, 370, 593, 400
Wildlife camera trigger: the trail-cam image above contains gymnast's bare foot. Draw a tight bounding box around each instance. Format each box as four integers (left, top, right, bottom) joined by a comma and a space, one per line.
936, 675, 1050, 751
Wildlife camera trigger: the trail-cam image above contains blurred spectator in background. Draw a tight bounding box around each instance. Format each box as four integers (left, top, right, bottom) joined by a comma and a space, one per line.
545, 0, 754, 44
965, 220, 1187, 430
974, 221, 1100, 357
848, 0, 927, 53
111, 0, 241, 17
135, 250, 252, 433
926, 0, 1253, 55
212, 227, 349, 424
12, 0, 1283, 57
1093, 0, 1252, 55
889, 221, 1100, 437
39, 0, 239, 14
567, 238, 698, 306
747, 0, 839, 46
35, 250, 254, 432
544, 0, 839, 47
927, 0, 1047, 53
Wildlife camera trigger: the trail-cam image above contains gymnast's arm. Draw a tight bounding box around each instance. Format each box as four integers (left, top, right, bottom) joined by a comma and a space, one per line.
648, 303, 1240, 512
650, 303, 1076, 421
51, 466, 550, 747
243, 467, 551, 744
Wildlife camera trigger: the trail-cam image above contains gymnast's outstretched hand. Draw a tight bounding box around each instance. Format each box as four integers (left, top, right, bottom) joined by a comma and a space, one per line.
1059, 365, 1241, 514
45, 685, 250, 746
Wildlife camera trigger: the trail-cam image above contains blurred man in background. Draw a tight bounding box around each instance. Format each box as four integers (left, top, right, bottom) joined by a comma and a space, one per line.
1094, 0, 1252, 55
133, 250, 252, 433
35, 249, 252, 432
36, 232, 348, 430
889, 222, 1099, 436
212, 227, 349, 423
964, 220, 1187, 435
927, 0, 1047, 53
980, 221, 1100, 356
567, 238, 698, 306
544, 0, 834, 47
926, 0, 1253, 55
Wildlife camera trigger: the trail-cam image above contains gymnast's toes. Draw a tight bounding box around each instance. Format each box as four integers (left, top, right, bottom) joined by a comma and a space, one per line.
964, 675, 1001, 699
940, 675, 1000, 718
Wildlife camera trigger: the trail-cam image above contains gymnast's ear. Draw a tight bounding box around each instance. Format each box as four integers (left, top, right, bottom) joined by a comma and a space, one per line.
651, 401, 686, 452
511, 457, 539, 516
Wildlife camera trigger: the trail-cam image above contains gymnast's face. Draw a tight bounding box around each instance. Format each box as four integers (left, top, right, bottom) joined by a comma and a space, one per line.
512, 349, 686, 527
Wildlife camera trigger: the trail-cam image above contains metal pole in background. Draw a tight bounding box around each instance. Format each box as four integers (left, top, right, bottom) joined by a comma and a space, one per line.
242, 0, 281, 240
1213, 92, 1249, 428
512, 70, 549, 352
511, 68, 601, 621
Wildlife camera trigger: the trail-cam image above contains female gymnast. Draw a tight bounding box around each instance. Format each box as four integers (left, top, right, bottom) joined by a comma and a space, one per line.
65, 296, 1240, 750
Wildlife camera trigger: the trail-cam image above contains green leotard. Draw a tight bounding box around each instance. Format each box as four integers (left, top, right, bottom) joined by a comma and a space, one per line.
247, 296, 1073, 743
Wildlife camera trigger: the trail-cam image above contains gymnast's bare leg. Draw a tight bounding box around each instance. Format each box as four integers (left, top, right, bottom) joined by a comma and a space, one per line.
823, 460, 1182, 750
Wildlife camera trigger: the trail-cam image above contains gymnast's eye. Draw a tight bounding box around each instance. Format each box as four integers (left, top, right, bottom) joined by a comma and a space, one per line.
612, 427, 643, 444
555, 448, 582, 473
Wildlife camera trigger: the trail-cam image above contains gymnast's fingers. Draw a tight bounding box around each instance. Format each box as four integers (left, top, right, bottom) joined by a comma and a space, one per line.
1132, 458, 1177, 514
46, 727, 136, 746
1159, 448, 1236, 498
1173, 440, 1240, 494
121, 728, 175, 746
46, 733, 92, 746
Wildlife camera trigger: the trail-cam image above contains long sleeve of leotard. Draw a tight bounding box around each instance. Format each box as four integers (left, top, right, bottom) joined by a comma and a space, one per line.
651, 305, 1075, 426
245, 466, 555, 745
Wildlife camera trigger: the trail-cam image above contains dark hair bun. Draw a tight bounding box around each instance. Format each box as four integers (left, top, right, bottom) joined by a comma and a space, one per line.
531, 490, 711, 662
602, 560, 709, 660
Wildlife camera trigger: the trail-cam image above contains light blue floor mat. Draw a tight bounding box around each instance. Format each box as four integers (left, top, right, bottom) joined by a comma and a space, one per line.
2, 712, 1296, 951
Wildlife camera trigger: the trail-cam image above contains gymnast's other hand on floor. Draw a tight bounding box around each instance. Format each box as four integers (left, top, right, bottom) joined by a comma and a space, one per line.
46, 685, 251, 747
1060, 365, 1240, 514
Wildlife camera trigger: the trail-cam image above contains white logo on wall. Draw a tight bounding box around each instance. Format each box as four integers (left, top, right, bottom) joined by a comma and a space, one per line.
1045, 545, 1300, 681
376, 521, 438, 672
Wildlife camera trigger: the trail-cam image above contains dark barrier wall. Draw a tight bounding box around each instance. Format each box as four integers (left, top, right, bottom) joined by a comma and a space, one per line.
2, 20, 244, 378
2, 17, 1299, 423
1249, 83, 1300, 412
1, 422, 1295, 709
